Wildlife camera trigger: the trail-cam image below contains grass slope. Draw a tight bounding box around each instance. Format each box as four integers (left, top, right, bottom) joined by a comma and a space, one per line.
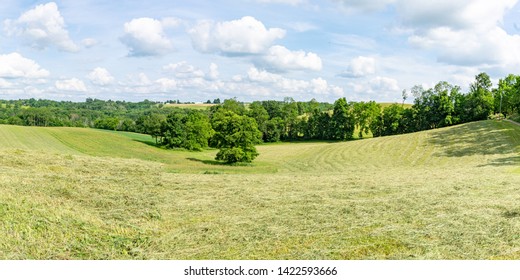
1, 121, 520, 259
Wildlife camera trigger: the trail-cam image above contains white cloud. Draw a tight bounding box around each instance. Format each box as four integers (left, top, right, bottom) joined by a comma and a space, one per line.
0, 53, 50, 79
87, 67, 115, 86
348, 76, 400, 100
155, 78, 177, 91
120, 17, 173, 56
408, 27, 520, 66
397, 0, 517, 30
163, 61, 206, 78
332, 0, 520, 68
55, 78, 87, 92
399, 0, 520, 67
248, 67, 283, 83
340, 56, 376, 78
208, 63, 219, 80
310, 78, 329, 94
370, 76, 400, 92
133, 73, 152, 86
4, 2, 79, 52
189, 16, 285, 55
261, 45, 322, 71
246, 67, 344, 96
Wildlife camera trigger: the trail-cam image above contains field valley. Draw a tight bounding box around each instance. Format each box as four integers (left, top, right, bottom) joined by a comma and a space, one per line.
1, 120, 520, 259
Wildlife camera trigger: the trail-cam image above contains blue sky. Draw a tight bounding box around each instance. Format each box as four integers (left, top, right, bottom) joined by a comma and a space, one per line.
0, 0, 519, 102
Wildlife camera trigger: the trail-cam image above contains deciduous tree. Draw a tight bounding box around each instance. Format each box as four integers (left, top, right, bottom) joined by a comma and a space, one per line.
211, 109, 262, 163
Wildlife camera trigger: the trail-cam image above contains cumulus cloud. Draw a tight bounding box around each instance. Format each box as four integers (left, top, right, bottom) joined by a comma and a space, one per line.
333, 0, 520, 68
399, 0, 520, 67
349, 76, 400, 99
87, 67, 115, 86
127, 73, 152, 86
155, 78, 177, 91
161, 62, 207, 89
409, 27, 520, 66
4, 2, 79, 52
120, 17, 174, 56
310, 77, 344, 95
189, 16, 285, 55
340, 56, 376, 78
397, 0, 516, 30
246, 67, 344, 96
114, 65, 345, 101
0, 53, 50, 79
163, 61, 205, 78
55, 78, 87, 92
261, 45, 322, 71
370, 76, 400, 91
247, 67, 282, 83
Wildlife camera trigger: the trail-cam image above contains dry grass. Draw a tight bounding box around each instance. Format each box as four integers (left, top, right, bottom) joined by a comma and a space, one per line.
0, 120, 520, 259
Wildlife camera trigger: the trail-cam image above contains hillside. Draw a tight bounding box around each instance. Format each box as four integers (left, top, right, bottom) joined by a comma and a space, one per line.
1, 121, 520, 259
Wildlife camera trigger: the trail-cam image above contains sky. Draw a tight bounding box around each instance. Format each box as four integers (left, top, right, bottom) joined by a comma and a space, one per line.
0, 0, 519, 103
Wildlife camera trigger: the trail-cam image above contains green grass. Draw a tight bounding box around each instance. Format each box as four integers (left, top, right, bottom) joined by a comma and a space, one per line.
1, 120, 520, 259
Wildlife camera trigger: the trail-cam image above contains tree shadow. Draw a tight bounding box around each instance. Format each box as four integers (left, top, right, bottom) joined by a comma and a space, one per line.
186, 157, 229, 166
186, 157, 254, 167
428, 121, 518, 157
132, 139, 161, 148
427, 121, 520, 167
478, 156, 520, 167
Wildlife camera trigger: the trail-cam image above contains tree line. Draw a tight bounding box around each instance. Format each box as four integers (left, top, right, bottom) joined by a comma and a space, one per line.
1, 72, 520, 163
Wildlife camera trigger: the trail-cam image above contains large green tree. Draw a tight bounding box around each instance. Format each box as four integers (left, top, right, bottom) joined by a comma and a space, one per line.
263, 117, 285, 142
380, 104, 405, 136
331, 97, 355, 141
353, 101, 381, 138
210, 98, 246, 116
494, 74, 520, 117
466, 72, 494, 121
413, 81, 458, 129
161, 110, 213, 151
135, 113, 165, 144
211, 109, 262, 163
247, 101, 269, 139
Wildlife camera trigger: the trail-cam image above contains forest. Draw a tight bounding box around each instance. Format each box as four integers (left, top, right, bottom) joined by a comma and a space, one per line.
1, 72, 520, 162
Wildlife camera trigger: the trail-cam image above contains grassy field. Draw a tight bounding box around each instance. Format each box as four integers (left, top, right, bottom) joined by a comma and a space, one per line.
378, 102, 413, 109
1, 120, 520, 259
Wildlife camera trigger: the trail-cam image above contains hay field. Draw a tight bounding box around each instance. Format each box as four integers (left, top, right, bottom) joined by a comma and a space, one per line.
0, 120, 520, 259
